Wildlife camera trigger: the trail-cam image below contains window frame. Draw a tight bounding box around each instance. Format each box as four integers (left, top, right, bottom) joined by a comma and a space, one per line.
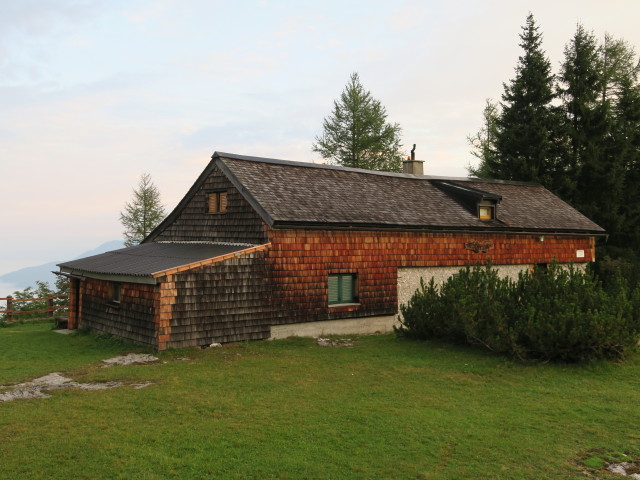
328, 273, 358, 306
111, 282, 121, 304
478, 201, 496, 221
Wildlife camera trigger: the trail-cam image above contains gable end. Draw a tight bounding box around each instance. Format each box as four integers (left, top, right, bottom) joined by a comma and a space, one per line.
145, 161, 268, 244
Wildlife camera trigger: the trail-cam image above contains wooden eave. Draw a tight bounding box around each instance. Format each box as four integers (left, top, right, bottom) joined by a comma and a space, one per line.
267, 220, 606, 237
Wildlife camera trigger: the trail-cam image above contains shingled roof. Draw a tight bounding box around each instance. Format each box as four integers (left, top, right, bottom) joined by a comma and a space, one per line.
144, 152, 604, 241
216, 153, 604, 234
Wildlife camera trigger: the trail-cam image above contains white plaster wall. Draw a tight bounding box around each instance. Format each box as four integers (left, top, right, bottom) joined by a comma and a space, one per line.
270, 315, 398, 339
397, 265, 528, 311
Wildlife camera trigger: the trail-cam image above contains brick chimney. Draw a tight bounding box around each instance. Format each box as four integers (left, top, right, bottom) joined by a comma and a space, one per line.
402, 144, 424, 175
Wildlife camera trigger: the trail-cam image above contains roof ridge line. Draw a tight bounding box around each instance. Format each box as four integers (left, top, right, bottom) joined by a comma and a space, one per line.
213, 151, 541, 185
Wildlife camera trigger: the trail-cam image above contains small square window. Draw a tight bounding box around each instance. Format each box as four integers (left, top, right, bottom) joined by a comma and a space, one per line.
207, 191, 228, 213
328, 274, 357, 305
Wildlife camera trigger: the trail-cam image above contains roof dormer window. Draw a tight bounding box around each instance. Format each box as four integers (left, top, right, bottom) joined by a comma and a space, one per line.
431, 180, 502, 223
478, 203, 495, 221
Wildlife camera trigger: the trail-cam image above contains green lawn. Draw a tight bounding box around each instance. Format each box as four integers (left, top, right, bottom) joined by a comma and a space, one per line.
1, 322, 639, 479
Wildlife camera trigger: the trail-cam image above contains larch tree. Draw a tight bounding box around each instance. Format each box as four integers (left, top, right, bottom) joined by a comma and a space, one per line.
467, 99, 500, 178
312, 72, 404, 172
120, 173, 166, 247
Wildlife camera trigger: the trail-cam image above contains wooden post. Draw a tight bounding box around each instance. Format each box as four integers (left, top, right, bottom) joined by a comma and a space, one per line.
47, 296, 54, 317
6, 296, 12, 323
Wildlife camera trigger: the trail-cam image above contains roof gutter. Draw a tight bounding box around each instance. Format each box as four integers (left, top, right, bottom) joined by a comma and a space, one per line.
53, 271, 86, 281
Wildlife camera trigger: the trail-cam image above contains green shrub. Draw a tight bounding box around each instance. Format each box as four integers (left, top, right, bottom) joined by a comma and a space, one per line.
397, 261, 640, 362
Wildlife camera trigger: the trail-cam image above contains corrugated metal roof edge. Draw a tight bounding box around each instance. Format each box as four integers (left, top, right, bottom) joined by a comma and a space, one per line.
59, 243, 271, 284
151, 243, 270, 277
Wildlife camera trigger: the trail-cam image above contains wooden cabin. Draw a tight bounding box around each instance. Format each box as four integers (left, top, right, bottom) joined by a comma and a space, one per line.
58, 152, 605, 350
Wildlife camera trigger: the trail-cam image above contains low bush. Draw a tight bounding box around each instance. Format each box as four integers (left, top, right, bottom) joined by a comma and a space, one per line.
396, 262, 640, 362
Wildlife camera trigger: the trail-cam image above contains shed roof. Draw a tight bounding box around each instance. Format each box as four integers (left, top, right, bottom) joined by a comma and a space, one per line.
58, 242, 262, 283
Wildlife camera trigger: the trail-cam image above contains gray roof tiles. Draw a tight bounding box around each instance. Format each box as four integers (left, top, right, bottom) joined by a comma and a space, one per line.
217, 153, 604, 234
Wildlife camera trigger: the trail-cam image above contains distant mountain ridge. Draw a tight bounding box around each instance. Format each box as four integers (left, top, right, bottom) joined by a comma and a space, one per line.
0, 240, 124, 292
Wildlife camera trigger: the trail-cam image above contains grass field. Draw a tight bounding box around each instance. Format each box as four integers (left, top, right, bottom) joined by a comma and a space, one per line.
1, 322, 639, 479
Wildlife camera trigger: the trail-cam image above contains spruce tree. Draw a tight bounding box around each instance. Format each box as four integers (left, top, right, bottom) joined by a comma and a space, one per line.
495, 14, 558, 184
468, 15, 559, 187
120, 173, 166, 247
469, 15, 640, 256
605, 37, 640, 246
312, 73, 404, 172
558, 25, 618, 232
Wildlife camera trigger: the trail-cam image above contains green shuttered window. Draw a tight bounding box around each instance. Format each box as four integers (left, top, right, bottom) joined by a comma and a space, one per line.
328, 274, 356, 305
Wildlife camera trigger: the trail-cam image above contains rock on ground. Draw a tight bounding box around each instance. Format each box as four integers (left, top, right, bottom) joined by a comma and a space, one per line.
0, 373, 124, 402
101, 353, 159, 366
0, 359, 158, 402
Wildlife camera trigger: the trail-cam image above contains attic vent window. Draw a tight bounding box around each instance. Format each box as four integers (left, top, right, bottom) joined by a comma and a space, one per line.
207, 191, 228, 214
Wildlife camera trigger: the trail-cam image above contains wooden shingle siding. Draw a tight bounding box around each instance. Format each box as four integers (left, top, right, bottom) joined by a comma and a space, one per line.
165, 250, 274, 348
80, 279, 159, 347
265, 229, 595, 325
154, 166, 267, 244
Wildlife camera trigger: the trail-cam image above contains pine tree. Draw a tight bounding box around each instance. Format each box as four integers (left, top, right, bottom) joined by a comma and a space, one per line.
120, 173, 166, 247
312, 73, 404, 172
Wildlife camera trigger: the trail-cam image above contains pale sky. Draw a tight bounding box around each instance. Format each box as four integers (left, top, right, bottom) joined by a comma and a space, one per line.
2, 0, 640, 275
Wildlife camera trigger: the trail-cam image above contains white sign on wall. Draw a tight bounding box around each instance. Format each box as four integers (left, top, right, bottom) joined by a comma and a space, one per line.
576, 250, 585, 258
